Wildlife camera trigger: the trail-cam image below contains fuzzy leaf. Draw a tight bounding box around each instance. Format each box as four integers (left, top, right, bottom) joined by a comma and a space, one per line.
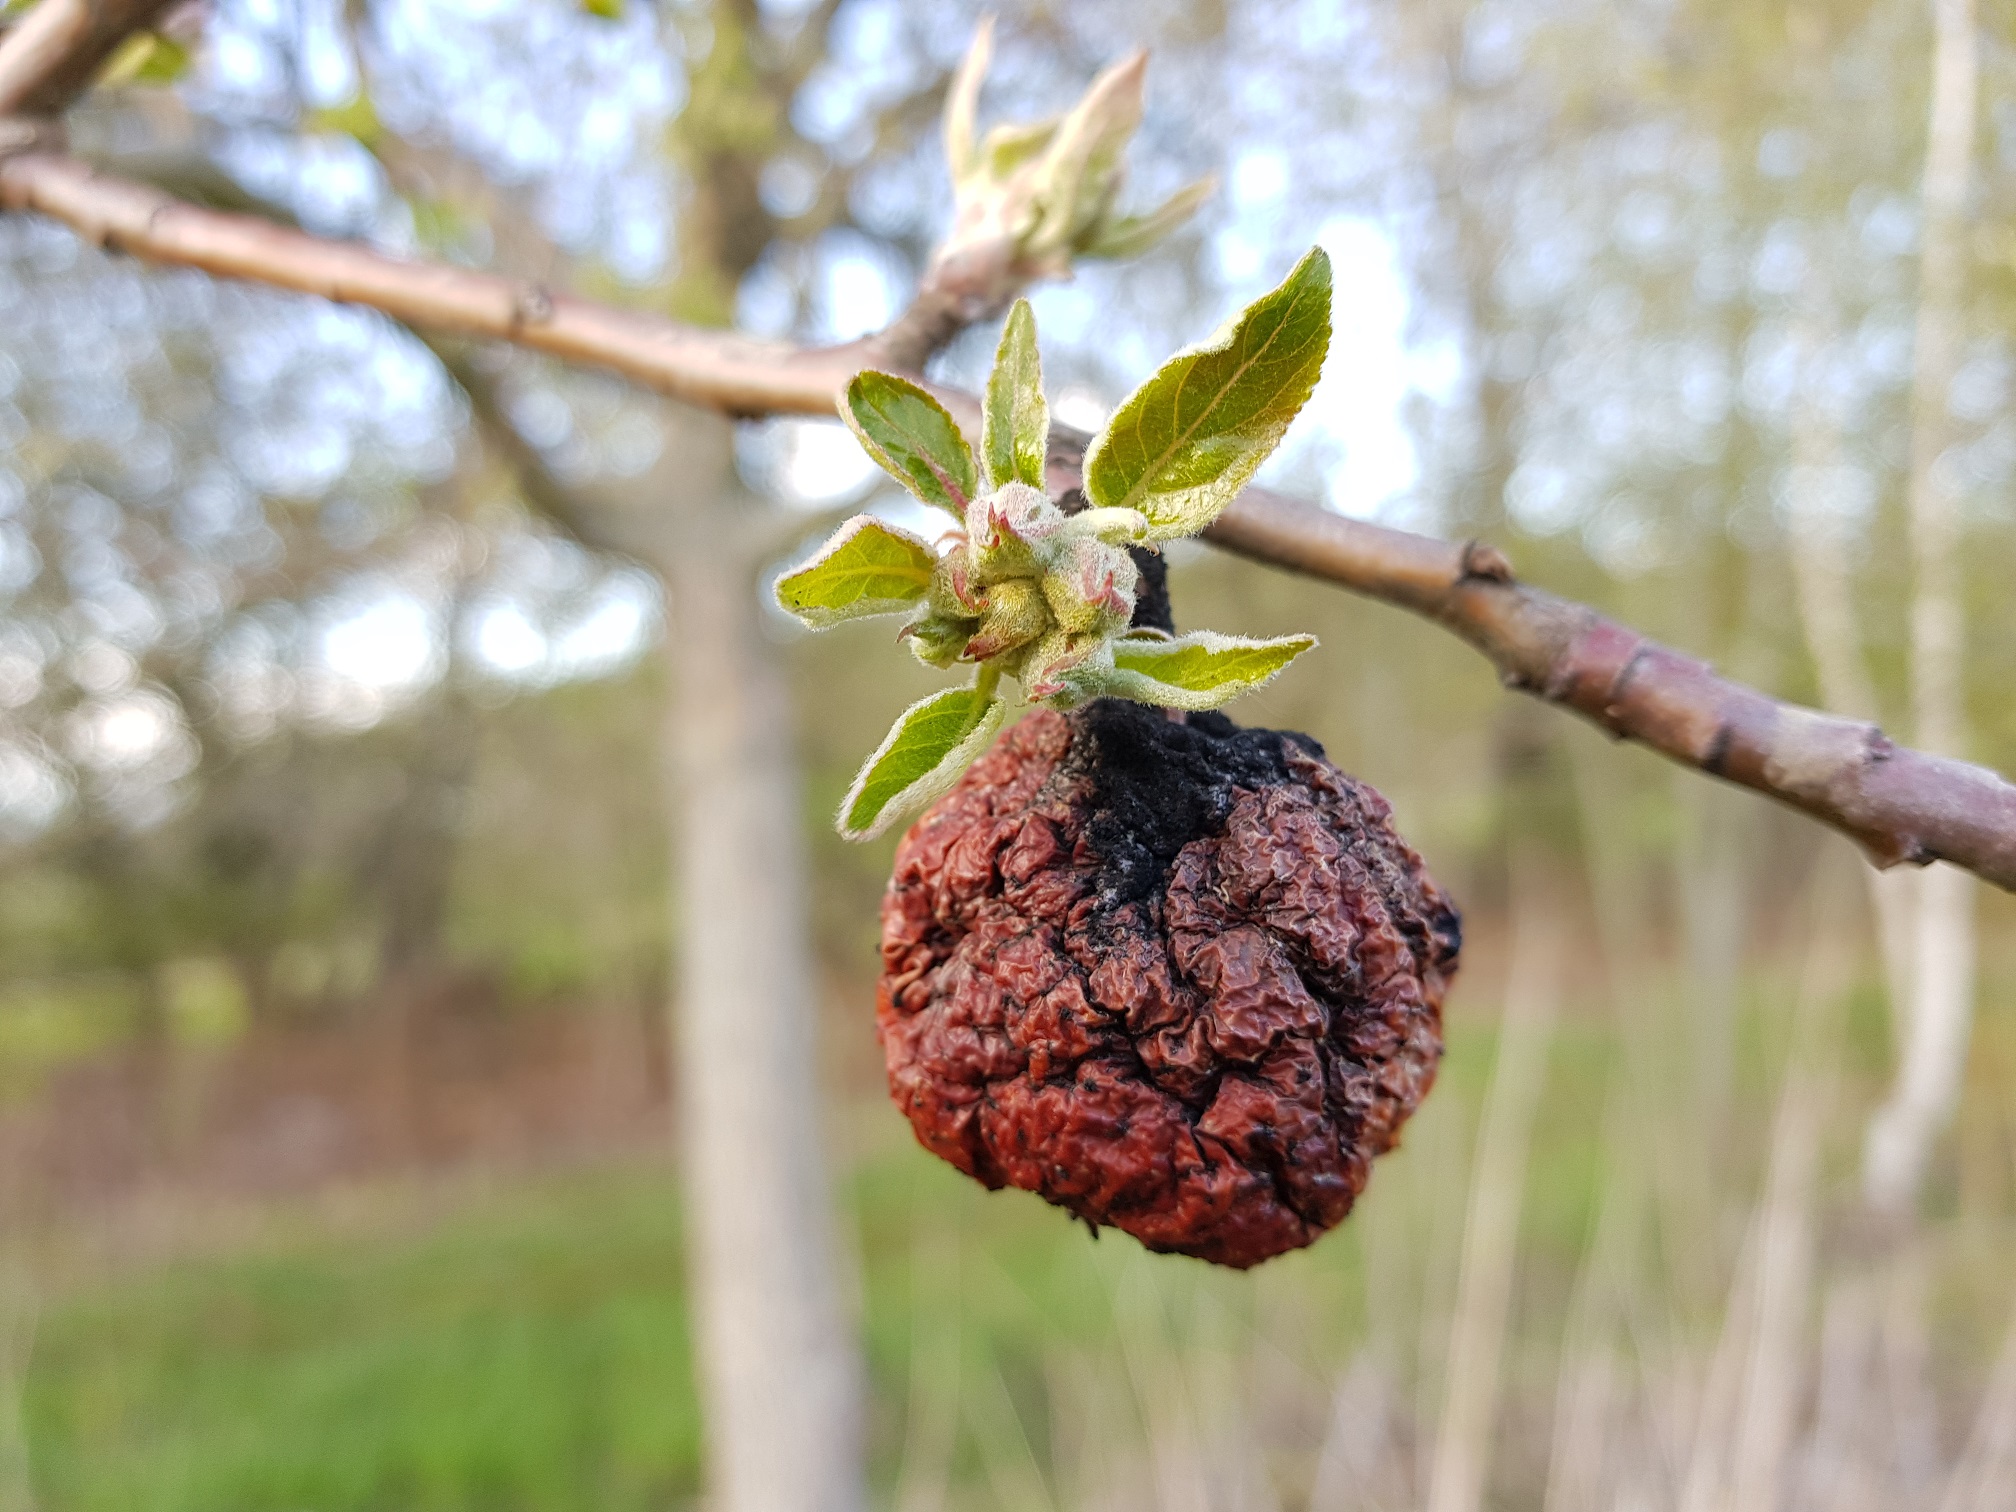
841, 372, 980, 519
1060, 507, 1152, 546
839, 686, 1005, 841
1082, 246, 1332, 540
773, 516, 937, 628
1091, 630, 1318, 711
983, 301, 1049, 492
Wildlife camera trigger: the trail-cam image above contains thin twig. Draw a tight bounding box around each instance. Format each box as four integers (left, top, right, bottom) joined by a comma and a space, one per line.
0, 0, 176, 117
2, 2, 2016, 893
4, 149, 2016, 890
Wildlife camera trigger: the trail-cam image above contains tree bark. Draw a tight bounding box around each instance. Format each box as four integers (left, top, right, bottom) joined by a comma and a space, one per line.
663, 510, 865, 1512
6, 156, 2016, 892
0, 0, 175, 117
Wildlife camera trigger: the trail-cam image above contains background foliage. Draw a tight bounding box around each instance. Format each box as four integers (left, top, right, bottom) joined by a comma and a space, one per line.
3, 0, 2015, 1507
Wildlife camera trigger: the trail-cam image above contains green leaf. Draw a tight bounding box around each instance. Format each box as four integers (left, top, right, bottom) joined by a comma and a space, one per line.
1091, 630, 1318, 712
980, 118, 1062, 181
839, 686, 1006, 841
841, 372, 980, 520
773, 516, 938, 628
305, 92, 385, 147
134, 35, 191, 84
982, 301, 1049, 492
1082, 246, 1332, 540
97, 33, 188, 87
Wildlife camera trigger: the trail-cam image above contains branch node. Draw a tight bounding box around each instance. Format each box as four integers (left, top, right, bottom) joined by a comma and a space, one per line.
1458, 539, 1514, 584
0, 115, 62, 160
1703, 721, 1734, 776
511, 283, 554, 330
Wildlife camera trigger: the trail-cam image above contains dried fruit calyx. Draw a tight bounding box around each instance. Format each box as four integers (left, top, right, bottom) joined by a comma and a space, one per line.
877, 699, 1461, 1269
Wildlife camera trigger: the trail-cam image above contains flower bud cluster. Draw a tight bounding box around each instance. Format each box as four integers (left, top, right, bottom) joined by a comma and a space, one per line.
904, 483, 1149, 703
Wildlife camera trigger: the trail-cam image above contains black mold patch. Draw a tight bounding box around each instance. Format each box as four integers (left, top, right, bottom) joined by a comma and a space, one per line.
1064, 699, 1321, 911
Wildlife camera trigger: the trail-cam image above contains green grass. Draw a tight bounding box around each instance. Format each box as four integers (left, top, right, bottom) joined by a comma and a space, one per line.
7, 1014, 1583, 1512
20, 1135, 1372, 1512
19, 953, 2014, 1509
24, 1169, 704, 1512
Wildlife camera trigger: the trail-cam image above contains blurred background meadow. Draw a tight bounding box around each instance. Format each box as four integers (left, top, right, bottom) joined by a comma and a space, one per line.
3, 0, 2016, 1507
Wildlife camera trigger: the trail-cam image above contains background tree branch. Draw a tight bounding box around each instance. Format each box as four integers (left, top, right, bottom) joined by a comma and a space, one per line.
0, 0, 178, 117
2, 143, 2013, 892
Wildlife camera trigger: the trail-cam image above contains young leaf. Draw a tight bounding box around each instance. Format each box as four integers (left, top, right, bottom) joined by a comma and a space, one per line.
841, 372, 981, 519
1092, 630, 1318, 711
979, 117, 1063, 181
1082, 176, 1217, 262
983, 301, 1049, 492
942, 16, 992, 179
773, 516, 938, 628
899, 612, 976, 670
839, 686, 1006, 841
98, 32, 189, 87
1026, 48, 1146, 252
1082, 246, 1332, 540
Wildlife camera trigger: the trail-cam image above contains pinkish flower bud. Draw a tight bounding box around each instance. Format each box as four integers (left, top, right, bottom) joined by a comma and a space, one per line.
965, 482, 1064, 584
1042, 535, 1137, 637
962, 577, 1052, 662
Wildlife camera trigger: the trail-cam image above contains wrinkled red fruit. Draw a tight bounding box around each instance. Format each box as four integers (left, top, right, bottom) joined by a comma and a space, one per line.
877, 700, 1461, 1269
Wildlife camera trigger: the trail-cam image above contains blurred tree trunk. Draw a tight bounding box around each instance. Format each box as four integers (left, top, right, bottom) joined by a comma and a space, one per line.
660, 489, 864, 1512
403, 0, 884, 1480
1864, 0, 1980, 1218
485, 397, 865, 1512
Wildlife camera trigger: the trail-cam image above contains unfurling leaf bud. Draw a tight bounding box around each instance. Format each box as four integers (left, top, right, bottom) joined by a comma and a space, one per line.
923, 22, 1215, 318
900, 613, 978, 670
1016, 627, 1104, 704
